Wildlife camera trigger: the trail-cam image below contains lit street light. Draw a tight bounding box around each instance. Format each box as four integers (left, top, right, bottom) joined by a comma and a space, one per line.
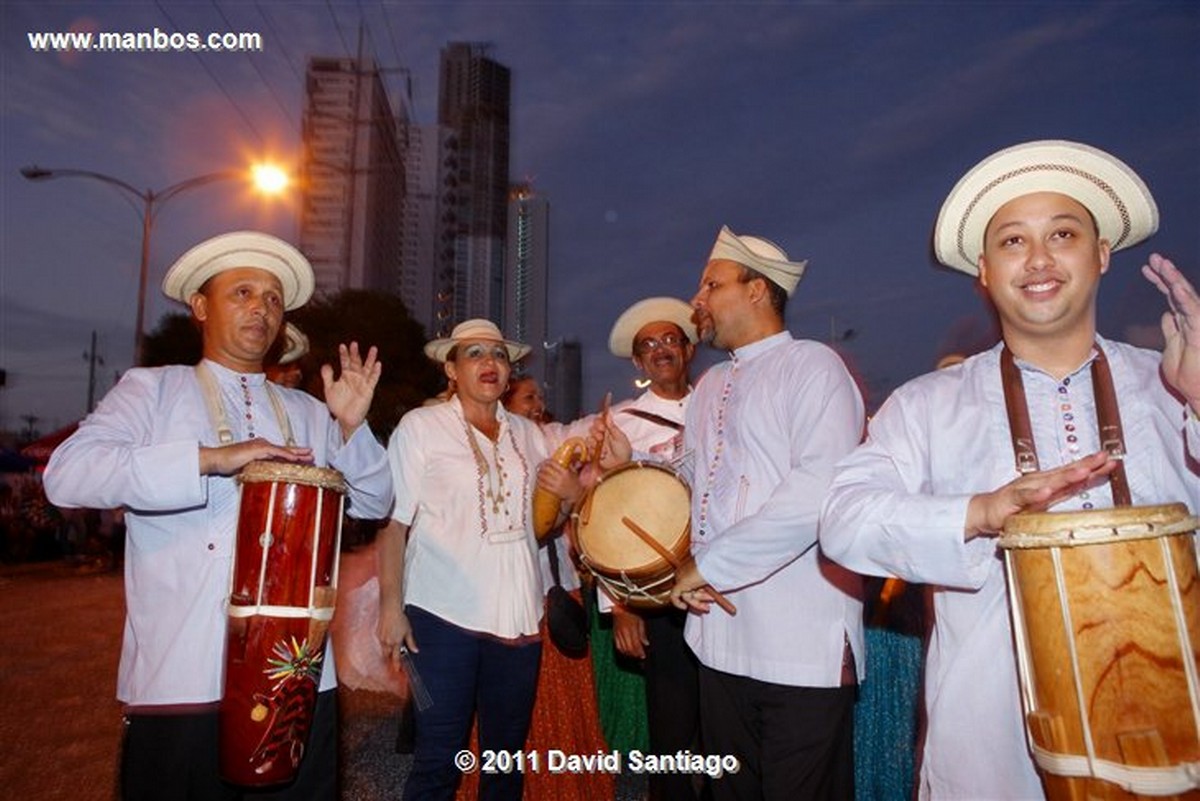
20, 163, 289, 366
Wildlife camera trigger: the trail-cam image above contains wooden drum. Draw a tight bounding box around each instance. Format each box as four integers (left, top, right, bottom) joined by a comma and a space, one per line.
571, 461, 690, 608
219, 461, 346, 787
1000, 503, 1200, 799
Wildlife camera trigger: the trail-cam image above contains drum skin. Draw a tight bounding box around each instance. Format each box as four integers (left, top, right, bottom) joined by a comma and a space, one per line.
220, 461, 345, 788
1001, 504, 1200, 800
572, 461, 690, 608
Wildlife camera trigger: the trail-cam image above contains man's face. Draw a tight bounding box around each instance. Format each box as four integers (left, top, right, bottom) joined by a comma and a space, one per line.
632, 321, 693, 389
190, 267, 285, 372
691, 258, 755, 350
978, 191, 1110, 345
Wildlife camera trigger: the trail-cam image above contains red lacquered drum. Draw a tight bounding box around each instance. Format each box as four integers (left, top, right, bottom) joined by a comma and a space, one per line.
571, 461, 690, 609
1000, 504, 1200, 799
219, 461, 346, 788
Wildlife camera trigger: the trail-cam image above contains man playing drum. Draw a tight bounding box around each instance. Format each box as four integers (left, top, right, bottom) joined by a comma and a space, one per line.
657, 227, 867, 799
592, 296, 706, 801
819, 140, 1200, 799
44, 231, 393, 800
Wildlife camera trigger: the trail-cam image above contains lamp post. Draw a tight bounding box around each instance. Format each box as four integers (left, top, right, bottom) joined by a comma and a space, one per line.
20, 164, 289, 366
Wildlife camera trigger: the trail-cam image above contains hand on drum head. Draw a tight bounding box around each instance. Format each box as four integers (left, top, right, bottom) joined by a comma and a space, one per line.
377, 606, 418, 669
964, 451, 1118, 541
199, 439, 314, 476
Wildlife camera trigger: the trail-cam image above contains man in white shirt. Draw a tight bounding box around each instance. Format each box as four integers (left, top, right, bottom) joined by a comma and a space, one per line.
600, 296, 705, 801
668, 227, 866, 799
44, 231, 393, 801
820, 140, 1200, 799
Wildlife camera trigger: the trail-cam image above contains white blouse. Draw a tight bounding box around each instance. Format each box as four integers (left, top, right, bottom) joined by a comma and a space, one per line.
388, 395, 549, 639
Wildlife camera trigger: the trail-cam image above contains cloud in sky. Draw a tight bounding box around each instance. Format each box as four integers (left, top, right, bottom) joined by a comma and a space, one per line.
2, 1, 1197, 427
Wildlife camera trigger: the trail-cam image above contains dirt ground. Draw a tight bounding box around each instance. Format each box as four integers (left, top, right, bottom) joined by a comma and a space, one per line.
0, 552, 410, 801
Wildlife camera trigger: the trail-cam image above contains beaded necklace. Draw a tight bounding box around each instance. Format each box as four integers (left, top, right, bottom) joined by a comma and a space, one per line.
697, 357, 737, 538
459, 408, 530, 537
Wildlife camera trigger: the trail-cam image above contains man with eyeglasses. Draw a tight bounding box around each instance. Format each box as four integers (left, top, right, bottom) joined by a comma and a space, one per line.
666, 226, 866, 799
596, 296, 705, 801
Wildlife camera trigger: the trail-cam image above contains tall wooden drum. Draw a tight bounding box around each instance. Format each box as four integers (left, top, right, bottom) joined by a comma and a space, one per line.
219, 461, 346, 788
1000, 503, 1200, 799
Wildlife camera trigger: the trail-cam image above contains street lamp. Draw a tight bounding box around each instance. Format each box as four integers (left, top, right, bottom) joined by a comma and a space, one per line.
20, 163, 289, 366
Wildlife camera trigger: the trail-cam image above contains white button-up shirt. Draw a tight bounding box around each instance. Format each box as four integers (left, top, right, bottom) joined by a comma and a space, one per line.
684, 331, 866, 686
820, 337, 1200, 799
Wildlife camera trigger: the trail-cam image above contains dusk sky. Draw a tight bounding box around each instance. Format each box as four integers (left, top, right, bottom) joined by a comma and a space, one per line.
2, 1, 1198, 434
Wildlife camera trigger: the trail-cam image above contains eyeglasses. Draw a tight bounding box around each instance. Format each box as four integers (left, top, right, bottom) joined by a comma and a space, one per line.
633, 332, 686, 355
460, 343, 510, 363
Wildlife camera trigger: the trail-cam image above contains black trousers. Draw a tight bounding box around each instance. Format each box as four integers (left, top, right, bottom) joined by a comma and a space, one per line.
643, 606, 707, 801
699, 665, 855, 801
120, 688, 337, 801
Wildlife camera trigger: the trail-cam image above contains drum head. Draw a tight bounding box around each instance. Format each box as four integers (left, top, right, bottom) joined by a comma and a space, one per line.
575, 461, 690, 575
1000, 503, 1196, 549
238, 460, 346, 493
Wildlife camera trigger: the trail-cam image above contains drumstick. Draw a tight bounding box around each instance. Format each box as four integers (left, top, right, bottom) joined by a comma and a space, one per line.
621, 515, 737, 616
592, 392, 612, 469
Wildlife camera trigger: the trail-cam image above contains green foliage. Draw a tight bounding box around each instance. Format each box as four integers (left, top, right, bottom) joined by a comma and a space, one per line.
142, 312, 201, 367
286, 290, 442, 440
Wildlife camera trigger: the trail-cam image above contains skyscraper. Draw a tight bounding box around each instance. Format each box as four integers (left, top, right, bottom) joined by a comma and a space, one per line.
435, 42, 511, 328
505, 183, 549, 385
299, 56, 405, 295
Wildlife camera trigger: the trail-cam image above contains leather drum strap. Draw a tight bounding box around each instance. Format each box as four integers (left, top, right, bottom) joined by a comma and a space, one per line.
999, 345, 1131, 507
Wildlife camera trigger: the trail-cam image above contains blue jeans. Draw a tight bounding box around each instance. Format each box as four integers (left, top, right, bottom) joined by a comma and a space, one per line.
403, 606, 541, 801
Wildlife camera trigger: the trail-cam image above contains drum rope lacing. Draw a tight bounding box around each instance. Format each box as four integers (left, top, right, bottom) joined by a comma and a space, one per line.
225, 477, 345, 620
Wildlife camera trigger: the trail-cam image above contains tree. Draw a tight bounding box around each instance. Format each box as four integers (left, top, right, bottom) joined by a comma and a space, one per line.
142, 312, 201, 367
287, 290, 441, 440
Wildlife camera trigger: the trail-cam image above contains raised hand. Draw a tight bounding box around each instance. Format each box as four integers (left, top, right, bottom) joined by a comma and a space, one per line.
321, 342, 382, 440
1142, 254, 1200, 411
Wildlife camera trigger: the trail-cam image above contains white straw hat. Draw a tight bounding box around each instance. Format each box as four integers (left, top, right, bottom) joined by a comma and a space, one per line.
608, 297, 698, 358
277, 323, 309, 365
708, 225, 807, 296
162, 231, 315, 310
933, 140, 1158, 276
424, 319, 531, 363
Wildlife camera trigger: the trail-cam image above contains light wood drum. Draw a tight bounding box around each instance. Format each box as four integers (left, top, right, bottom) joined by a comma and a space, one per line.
571, 461, 690, 609
1000, 503, 1200, 799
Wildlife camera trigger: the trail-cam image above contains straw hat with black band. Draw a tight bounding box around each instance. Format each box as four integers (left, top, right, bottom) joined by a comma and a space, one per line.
933, 140, 1159, 276
162, 231, 315, 310
424, 319, 531, 364
608, 297, 698, 358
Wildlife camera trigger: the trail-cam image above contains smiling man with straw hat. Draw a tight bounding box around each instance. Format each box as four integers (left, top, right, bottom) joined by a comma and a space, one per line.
821, 140, 1200, 799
